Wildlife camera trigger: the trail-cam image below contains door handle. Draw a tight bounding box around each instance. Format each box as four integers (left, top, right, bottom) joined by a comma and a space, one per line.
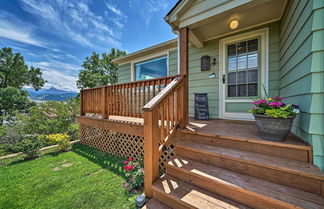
222, 74, 226, 84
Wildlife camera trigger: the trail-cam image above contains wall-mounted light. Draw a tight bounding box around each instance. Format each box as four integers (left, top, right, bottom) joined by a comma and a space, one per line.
230, 19, 239, 30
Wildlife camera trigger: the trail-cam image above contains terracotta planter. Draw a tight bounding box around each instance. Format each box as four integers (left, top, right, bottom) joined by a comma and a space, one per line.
253, 114, 295, 141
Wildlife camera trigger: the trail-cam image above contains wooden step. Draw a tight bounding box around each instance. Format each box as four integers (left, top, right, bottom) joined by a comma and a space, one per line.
177, 130, 312, 162
143, 198, 171, 209
167, 156, 324, 209
175, 140, 324, 196
152, 175, 252, 209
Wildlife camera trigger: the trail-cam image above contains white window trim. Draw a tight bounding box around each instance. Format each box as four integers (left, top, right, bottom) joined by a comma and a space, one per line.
130, 50, 174, 82
218, 27, 269, 120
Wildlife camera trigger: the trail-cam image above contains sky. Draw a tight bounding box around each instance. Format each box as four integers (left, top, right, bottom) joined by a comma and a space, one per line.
0, 0, 178, 91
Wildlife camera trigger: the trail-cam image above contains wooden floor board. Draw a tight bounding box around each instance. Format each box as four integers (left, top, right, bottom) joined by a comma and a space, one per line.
167, 156, 324, 209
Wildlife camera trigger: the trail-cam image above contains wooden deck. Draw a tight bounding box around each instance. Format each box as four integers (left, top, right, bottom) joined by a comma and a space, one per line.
78, 115, 309, 149
186, 118, 309, 147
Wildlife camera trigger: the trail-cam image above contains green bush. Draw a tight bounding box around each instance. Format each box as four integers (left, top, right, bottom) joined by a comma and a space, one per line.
15, 136, 43, 158
67, 123, 79, 141
47, 133, 71, 151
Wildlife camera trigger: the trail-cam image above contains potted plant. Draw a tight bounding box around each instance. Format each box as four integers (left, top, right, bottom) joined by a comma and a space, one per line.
249, 96, 299, 141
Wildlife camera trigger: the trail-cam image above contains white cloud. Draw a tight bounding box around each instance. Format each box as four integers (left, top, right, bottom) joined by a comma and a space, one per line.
42, 69, 78, 91
105, 3, 123, 16
0, 16, 46, 48
19, 0, 123, 48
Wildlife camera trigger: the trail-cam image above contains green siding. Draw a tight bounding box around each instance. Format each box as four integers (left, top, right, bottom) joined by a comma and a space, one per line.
187, 22, 281, 118
117, 63, 131, 83
169, 49, 178, 76
279, 0, 324, 170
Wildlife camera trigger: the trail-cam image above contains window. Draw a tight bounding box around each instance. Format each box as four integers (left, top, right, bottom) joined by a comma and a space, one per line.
134, 56, 167, 81
226, 39, 259, 97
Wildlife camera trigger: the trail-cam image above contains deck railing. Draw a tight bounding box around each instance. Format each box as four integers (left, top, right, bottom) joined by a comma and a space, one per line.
142, 75, 185, 197
80, 75, 177, 118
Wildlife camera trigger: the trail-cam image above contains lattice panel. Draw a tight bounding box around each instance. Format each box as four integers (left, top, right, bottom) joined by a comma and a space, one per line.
80, 124, 144, 160
79, 124, 175, 171
159, 144, 175, 172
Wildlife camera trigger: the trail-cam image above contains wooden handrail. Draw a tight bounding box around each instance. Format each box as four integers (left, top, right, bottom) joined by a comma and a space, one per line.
143, 75, 185, 197
80, 75, 177, 91
143, 76, 183, 111
80, 75, 177, 118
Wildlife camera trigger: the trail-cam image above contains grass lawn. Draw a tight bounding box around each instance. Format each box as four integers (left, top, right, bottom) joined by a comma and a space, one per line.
0, 144, 138, 209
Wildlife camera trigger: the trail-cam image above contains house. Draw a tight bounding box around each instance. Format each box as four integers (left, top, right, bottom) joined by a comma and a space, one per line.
77, 0, 324, 208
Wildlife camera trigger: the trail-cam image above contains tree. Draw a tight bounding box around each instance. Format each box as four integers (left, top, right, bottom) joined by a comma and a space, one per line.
0, 47, 45, 90
0, 47, 46, 123
76, 48, 126, 89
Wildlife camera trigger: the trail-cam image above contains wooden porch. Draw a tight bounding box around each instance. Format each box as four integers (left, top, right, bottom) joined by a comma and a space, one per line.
77, 28, 324, 208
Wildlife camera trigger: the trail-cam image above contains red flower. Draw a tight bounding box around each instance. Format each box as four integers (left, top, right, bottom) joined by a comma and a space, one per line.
123, 161, 128, 165
124, 165, 135, 171
128, 157, 133, 161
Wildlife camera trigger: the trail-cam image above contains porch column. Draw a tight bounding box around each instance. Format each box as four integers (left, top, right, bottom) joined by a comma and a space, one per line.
179, 27, 189, 127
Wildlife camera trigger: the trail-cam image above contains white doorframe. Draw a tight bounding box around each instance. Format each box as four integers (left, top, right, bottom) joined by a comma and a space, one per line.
219, 28, 269, 120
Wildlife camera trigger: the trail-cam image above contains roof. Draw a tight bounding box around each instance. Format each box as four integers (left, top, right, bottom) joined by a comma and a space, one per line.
166, 0, 183, 17
112, 39, 177, 65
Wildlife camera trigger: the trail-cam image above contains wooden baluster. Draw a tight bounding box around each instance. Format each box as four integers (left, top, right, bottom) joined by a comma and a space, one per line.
143, 108, 159, 198
102, 87, 108, 119
125, 84, 128, 116
147, 81, 150, 103
166, 98, 170, 135
138, 83, 141, 117
142, 82, 145, 117
122, 85, 125, 116
80, 90, 85, 115
161, 103, 165, 142
158, 79, 161, 93
134, 83, 137, 117
170, 93, 174, 129
153, 80, 156, 97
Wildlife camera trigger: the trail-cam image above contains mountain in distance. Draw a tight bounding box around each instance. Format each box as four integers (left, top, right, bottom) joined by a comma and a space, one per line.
24, 87, 78, 101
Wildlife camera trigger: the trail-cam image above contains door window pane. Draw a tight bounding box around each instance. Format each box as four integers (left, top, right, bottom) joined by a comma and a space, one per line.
248, 39, 258, 52
226, 38, 260, 98
135, 57, 167, 81
228, 72, 236, 84
248, 83, 258, 96
228, 44, 236, 56
248, 70, 258, 82
238, 84, 247, 96
237, 71, 246, 83
228, 85, 236, 97
248, 53, 258, 68
227, 56, 236, 71
237, 55, 247, 70
237, 42, 246, 54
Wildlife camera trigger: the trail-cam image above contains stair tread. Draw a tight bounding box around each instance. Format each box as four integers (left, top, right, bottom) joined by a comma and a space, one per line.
176, 140, 324, 180
153, 175, 252, 209
143, 198, 171, 209
168, 156, 324, 209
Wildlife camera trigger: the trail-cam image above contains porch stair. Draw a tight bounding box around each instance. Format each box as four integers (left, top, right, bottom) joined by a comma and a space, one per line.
148, 131, 324, 209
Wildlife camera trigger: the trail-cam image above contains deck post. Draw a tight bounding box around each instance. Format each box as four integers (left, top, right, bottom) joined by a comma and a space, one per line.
102, 86, 108, 119
144, 109, 159, 198
80, 90, 85, 116
179, 27, 189, 128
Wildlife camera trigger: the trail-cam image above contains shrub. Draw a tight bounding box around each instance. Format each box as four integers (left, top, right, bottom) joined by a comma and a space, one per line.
67, 123, 79, 141
47, 133, 71, 151
123, 157, 144, 190
249, 96, 299, 118
15, 136, 43, 158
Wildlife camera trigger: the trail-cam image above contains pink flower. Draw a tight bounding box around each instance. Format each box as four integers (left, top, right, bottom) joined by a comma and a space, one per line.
274, 96, 283, 101
252, 99, 267, 105
268, 102, 283, 107
124, 165, 135, 171
128, 157, 133, 161
123, 161, 128, 165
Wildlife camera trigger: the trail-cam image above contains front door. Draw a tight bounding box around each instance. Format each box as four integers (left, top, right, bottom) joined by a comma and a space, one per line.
219, 28, 269, 120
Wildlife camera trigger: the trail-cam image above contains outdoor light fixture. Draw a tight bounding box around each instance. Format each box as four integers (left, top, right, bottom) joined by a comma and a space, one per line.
230, 19, 239, 29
